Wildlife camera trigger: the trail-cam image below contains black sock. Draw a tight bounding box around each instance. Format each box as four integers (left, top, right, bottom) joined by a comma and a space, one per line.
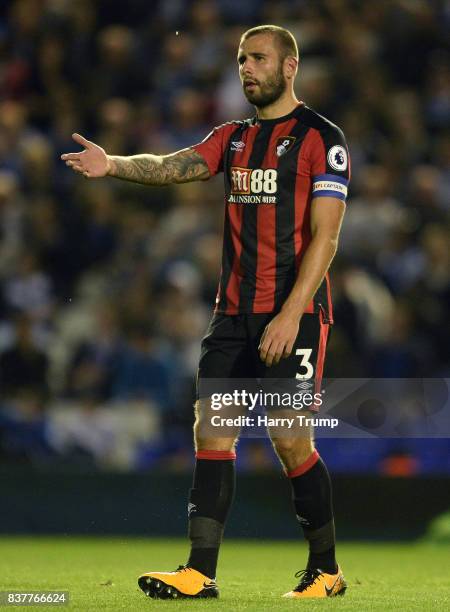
288, 450, 337, 574
187, 452, 236, 578
187, 546, 219, 581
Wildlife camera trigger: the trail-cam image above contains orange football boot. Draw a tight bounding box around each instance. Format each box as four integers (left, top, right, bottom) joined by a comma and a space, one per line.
283, 566, 347, 598
138, 566, 219, 599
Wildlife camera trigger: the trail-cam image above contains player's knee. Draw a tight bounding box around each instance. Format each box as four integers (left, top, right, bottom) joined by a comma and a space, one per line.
272, 436, 314, 460
193, 399, 240, 451
194, 401, 238, 451
193, 399, 214, 434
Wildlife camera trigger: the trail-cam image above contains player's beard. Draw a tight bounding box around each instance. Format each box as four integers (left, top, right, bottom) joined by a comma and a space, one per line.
243, 63, 286, 108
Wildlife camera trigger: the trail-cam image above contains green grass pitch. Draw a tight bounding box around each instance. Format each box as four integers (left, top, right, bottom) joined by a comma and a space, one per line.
0, 537, 448, 611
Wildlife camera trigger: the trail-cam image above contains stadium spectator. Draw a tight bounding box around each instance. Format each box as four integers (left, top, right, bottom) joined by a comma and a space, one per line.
0, 313, 49, 400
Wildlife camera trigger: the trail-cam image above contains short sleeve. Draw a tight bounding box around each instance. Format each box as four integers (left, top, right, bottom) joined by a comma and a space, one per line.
192, 125, 230, 177
309, 126, 351, 202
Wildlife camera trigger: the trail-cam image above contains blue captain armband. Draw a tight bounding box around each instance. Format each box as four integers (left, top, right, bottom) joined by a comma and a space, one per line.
312, 174, 349, 201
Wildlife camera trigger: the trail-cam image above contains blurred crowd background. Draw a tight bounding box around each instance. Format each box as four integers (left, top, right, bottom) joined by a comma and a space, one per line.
0, 0, 448, 474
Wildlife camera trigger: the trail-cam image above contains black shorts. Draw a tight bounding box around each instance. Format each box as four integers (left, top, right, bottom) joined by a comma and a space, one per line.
196, 312, 330, 407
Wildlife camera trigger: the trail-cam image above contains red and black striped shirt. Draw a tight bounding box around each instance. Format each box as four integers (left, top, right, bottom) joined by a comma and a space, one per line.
193, 102, 350, 321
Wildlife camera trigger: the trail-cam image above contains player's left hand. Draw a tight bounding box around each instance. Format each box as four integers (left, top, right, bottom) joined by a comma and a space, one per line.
258, 311, 300, 367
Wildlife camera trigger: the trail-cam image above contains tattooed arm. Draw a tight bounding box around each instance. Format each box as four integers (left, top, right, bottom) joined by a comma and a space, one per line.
61, 133, 210, 184
108, 149, 209, 184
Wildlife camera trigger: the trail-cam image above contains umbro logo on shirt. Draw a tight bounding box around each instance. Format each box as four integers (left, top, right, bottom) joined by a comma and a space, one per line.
230, 141, 245, 151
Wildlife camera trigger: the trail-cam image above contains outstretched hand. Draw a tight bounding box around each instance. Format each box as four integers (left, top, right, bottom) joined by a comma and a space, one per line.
60, 133, 111, 178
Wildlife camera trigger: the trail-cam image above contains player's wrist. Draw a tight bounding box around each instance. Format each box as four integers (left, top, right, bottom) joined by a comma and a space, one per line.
106, 155, 115, 176
280, 302, 304, 322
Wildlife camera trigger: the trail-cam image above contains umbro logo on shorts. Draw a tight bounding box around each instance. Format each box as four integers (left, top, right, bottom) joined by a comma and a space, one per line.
296, 381, 313, 391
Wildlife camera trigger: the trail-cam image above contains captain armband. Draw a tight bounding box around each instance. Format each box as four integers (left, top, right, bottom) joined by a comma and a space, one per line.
312, 174, 349, 202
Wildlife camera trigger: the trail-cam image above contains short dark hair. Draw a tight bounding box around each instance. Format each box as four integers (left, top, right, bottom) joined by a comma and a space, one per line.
240, 25, 299, 61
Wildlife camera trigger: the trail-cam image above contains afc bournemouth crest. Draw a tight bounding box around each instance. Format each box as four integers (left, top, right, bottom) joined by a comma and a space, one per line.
276, 136, 296, 157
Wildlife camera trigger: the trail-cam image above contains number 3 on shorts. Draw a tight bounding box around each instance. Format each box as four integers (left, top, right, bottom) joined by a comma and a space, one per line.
295, 348, 314, 380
